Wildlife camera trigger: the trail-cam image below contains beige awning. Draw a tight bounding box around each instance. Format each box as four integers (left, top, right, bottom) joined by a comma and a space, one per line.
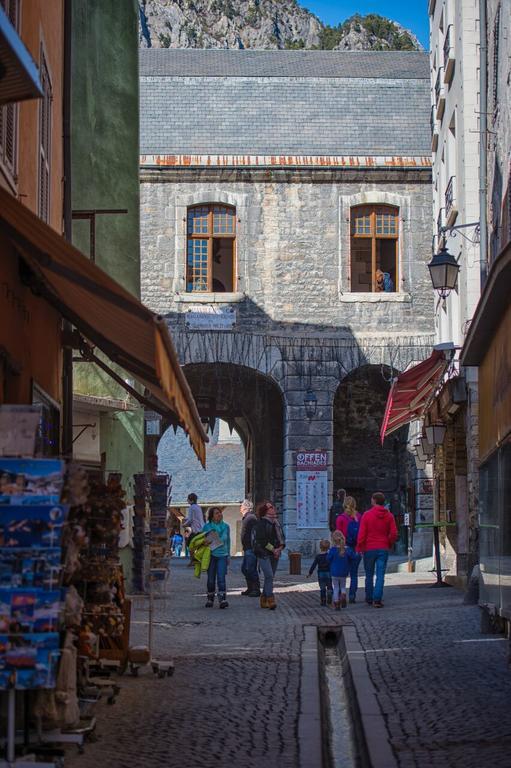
0, 186, 207, 465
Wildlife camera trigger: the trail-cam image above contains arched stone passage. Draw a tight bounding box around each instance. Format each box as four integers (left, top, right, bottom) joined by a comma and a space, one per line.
157, 418, 245, 504
179, 363, 285, 507
333, 365, 409, 511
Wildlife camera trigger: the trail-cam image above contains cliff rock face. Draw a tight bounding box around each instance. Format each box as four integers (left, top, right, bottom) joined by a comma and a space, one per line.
138, 2, 421, 51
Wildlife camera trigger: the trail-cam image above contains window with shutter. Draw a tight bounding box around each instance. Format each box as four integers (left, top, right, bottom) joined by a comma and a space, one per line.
0, 0, 20, 186
38, 46, 52, 223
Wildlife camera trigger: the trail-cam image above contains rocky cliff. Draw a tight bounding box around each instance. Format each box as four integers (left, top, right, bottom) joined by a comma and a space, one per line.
138, 1, 421, 51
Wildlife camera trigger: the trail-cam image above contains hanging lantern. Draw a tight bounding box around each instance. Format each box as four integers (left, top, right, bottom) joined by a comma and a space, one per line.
427, 245, 460, 299
414, 438, 426, 462
425, 423, 447, 445
420, 434, 434, 456
304, 389, 317, 420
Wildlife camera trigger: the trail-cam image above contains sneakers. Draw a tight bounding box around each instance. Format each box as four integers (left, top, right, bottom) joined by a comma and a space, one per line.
365, 598, 373, 605
205, 593, 214, 608
340, 594, 347, 608
373, 600, 384, 608
349, 597, 356, 604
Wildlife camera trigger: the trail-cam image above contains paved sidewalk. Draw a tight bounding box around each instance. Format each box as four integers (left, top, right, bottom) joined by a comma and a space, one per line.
65, 558, 511, 768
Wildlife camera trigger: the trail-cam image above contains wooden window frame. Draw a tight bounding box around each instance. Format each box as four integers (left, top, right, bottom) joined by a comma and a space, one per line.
186, 204, 236, 293
0, 0, 21, 191
38, 42, 52, 223
350, 205, 399, 293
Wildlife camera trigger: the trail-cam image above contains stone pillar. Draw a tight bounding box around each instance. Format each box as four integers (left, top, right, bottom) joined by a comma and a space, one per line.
282, 374, 335, 556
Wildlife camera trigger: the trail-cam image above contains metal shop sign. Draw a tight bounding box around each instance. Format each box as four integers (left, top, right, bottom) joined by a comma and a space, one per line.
185, 306, 236, 330
296, 450, 328, 529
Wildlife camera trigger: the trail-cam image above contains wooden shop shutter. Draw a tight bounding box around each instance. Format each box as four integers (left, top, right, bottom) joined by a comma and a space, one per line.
0, 0, 20, 184
38, 47, 52, 223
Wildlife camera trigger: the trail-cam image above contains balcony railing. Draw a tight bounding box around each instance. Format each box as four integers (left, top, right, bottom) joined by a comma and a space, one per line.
445, 176, 457, 225
435, 68, 445, 119
443, 25, 455, 83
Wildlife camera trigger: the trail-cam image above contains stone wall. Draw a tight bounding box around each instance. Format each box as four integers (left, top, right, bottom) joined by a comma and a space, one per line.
140, 167, 435, 552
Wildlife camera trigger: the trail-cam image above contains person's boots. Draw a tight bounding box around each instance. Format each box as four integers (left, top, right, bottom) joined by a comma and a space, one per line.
205, 593, 214, 608
260, 595, 268, 609
334, 601, 340, 611
219, 593, 229, 609
320, 596, 327, 606
341, 594, 347, 608
266, 596, 277, 610
327, 590, 333, 605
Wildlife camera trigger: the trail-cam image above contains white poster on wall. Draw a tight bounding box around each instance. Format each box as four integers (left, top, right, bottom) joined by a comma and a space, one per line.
296, 450, 328, 529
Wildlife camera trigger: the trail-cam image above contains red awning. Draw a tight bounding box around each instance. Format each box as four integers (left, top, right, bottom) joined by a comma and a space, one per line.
380, 350, 448, 443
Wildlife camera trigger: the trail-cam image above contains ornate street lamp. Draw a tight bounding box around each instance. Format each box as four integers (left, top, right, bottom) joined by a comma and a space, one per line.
425, 423, 447, 446
304, 389, 317, 420
428, 244, 460, 299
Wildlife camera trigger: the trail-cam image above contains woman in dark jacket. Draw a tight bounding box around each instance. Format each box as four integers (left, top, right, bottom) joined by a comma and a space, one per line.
329, 488, 346, 532
254, 500, 285, 610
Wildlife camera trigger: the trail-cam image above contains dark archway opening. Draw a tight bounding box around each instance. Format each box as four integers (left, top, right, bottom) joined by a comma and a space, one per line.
333, 365, 409, 514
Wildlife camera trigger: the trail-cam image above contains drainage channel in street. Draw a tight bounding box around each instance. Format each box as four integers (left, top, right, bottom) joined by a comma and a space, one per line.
319, 628, 360, 768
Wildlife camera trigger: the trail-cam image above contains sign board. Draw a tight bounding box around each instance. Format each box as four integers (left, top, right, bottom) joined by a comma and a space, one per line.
296, 450, 328, 529
185, 306, 236, 331
404, 513, 410, 526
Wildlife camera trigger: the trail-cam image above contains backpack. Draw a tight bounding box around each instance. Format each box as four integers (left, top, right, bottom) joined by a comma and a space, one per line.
346, 518, 360, 548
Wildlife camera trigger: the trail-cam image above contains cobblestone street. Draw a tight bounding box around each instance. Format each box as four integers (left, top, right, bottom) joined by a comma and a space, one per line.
66, 559, 511, 768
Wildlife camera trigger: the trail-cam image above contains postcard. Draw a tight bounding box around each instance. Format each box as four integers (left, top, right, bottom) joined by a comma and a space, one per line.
0, 589, 61, 633
0, 632, 60, 690
0, 548, 62, 589
0, 458, 64, 505
0, 505, 68, 548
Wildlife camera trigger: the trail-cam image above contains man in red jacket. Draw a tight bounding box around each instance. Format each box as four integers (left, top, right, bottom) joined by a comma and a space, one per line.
356, 492, 398, 608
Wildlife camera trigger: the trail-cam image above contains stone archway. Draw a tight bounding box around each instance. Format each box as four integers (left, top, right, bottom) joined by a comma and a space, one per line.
176, 363, 285, 507
333, 365, 409, 512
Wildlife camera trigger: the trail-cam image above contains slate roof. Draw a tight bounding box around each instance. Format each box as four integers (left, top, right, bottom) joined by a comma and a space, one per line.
140, 49, 431, 158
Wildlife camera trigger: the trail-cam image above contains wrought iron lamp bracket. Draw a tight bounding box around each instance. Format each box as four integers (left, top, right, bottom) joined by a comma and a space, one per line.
440, 221, 480, 246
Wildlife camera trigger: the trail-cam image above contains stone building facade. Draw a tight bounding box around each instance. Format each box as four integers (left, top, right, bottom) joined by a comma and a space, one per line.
139, 49, 435, 553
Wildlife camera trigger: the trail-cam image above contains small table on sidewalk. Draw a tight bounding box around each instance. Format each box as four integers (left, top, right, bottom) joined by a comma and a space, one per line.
414, 522, 457, 587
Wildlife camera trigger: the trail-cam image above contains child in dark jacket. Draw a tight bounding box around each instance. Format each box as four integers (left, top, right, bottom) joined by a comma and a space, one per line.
328, 530, 350, 609
307, 539, 332, 606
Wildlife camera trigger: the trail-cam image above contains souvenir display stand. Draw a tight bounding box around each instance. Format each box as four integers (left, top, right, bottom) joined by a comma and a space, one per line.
128, 473, 173, 679
0, 456, 70, 767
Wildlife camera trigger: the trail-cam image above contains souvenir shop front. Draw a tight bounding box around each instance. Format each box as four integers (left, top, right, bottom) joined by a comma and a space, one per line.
462, 242, 511, 631
0, 188, 207, 765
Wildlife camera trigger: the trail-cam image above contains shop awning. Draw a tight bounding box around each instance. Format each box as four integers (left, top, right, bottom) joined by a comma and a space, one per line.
0, 187, 207, 465
0, 5, 43, 105
380, 349, 448, 443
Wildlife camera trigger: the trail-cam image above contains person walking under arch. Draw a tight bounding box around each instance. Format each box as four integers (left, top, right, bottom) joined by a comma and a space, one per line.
254, 500, 285, 610
336, 496, 362, 603
240, 499, 260, 597
329, 488, 346, 532
203, 507, 231, 609
356, 492, 398, 608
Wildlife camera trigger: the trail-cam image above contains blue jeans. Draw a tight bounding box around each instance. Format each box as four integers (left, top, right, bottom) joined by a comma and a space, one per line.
259, 556, 278, 597
348, 551, 362, 599
207, 555, 228, 595
318, 572, 333, 602
241, 549, 260, 588
363, 550, 389, 603
174, 544, 182, 558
